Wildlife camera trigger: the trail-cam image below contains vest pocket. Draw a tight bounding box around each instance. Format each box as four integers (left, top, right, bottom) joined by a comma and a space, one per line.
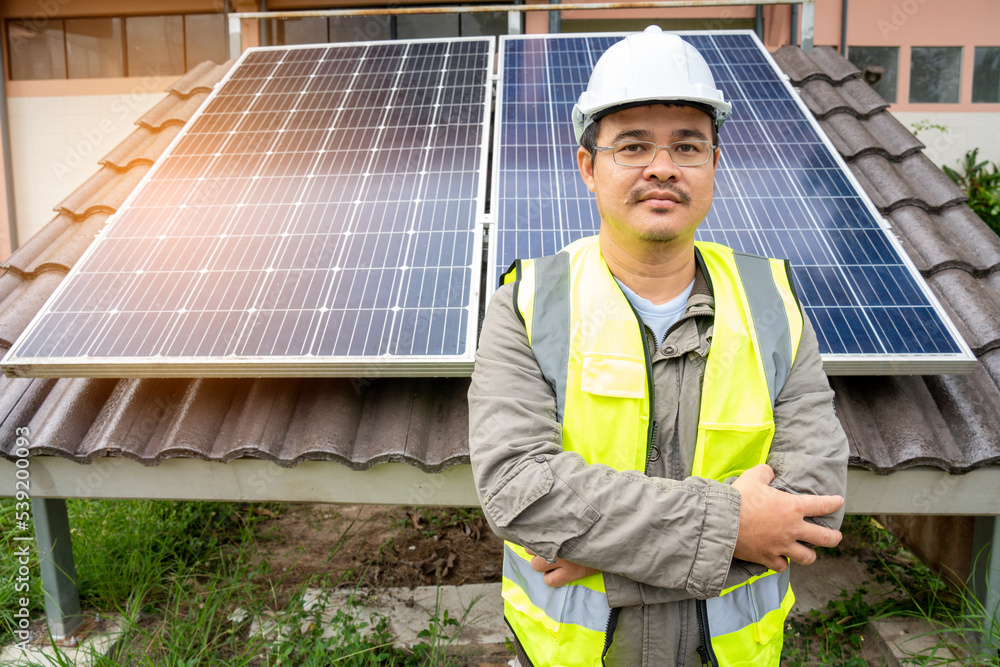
693, 421, 774, 481
580, 354, 646, 399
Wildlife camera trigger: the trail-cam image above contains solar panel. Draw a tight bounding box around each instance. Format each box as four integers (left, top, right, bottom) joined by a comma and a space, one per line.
491, 31, 975, 375
3, 37, 493, 378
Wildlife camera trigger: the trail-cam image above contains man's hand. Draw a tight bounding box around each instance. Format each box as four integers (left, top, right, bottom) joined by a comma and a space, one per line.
732, 464, 844, 572
526, 549, 599, 587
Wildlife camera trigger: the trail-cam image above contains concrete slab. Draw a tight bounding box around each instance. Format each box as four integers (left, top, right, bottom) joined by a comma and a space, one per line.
245, 583, 508, 649
0, 615, 125, 666
863, 617, 968, 666
789, 549, 892, 617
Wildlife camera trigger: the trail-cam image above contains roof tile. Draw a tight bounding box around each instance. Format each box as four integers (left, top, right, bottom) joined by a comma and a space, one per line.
926, 268, 1000, 354
861, 112, 924, 159
889, 206, 1000, 276
838, 79, 891, 117
137, 94, 208, 131
805, 46, 861, 83
851, 154, 966, 213
0, 213, 76, 275
101, 126, 181, 170
20, 213, 110, 276
0, 271, 65, 348
820, 113, 884, 160
773, 45, 859, 85
772, 45, 823, 84
166, 60, 230, 98
0, 373, 59, 458
55, 165, 150, 219
798, 78, 888, 120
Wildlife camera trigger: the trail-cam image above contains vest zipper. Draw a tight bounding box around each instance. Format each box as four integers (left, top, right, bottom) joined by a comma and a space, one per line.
646, 420, 659, 470
696, 599, 718, 667
604, 292, 657, 662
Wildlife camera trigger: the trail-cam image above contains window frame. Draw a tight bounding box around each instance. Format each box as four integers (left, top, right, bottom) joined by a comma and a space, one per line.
5, 12, 226, 81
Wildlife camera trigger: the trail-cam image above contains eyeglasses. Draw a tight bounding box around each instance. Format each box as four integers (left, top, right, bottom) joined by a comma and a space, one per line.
594, 140, 717, 168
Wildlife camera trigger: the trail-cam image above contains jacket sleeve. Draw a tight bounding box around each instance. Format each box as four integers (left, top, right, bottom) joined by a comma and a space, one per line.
601, 308, 849, 607
469, 283, 742, 599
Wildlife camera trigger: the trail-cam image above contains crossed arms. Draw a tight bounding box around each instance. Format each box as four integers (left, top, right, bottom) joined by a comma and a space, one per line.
468, 283, 848, 601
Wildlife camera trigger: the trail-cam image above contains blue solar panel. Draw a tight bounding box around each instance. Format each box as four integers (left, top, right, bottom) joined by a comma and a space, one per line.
491, 32, 974, 374
3, 38, 493, 378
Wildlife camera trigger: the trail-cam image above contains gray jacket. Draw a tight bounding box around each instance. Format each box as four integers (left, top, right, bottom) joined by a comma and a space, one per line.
468, 263, 848, 666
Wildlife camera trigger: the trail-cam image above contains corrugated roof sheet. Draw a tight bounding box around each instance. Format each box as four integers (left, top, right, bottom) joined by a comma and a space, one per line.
2, 45, 1000, 476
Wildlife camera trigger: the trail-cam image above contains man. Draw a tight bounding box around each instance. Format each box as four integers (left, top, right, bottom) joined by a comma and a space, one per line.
469, 26, 848, 666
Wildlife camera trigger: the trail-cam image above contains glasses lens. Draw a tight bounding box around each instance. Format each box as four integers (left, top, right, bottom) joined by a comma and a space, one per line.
612, 141, 656, 167
669, 141, 712, 166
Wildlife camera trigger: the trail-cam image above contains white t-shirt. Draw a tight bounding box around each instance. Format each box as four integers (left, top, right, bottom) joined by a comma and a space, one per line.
615, 278, 695, 347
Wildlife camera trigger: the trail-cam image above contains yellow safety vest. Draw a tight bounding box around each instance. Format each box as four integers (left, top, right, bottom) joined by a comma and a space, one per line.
498, 236, 803, 666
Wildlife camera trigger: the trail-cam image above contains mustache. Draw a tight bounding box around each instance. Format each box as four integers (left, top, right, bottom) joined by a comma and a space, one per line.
627, 184, 691, 206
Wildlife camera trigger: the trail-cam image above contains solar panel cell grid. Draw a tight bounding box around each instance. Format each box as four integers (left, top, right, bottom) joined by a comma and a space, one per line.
3, 38, 492, 377
492, 32, 971, 373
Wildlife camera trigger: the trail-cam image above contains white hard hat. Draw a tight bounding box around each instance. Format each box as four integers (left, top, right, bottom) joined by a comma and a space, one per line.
572, 26, 732, 146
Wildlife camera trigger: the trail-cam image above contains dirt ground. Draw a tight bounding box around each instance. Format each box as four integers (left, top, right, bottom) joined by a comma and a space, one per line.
251, 503, 505, 601
249, 503, 509, 665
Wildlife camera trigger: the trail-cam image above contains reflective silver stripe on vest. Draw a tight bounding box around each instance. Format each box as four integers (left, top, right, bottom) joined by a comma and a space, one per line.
530, 252, 572, 422
731, 252, 795, 405
704, 568, 791, 637
503, 545, 610, 633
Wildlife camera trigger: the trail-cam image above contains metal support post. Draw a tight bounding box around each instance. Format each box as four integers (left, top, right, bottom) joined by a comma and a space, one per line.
32, 498, 82, 640
549, 0, 561, 34
0, 27, 19, 254
508, 10, 523, 35
971, 515, 1000, 650
800, 0, 814, 51
790, 3, 798, 46
755, 6, 763, 41
228, 14, 243, 61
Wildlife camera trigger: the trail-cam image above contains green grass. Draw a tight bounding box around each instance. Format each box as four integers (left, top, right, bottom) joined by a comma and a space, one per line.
0, 499, 482, 666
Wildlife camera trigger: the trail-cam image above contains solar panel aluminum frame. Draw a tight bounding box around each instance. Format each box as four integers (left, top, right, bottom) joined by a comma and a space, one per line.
489, 30, 975, 376
1, 36, 495, 379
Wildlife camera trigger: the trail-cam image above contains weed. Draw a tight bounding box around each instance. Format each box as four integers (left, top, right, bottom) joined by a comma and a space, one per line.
783, 516, 1000, 666
910, 119, 949, 137
398, 507, 484, 538
943, 148, 1000, 234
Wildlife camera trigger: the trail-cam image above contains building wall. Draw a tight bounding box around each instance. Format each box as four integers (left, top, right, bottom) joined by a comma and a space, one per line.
892, 110, 1000, 169
0, 145, 9, 262
0, 0, 237, 250
6, 79, 168, 246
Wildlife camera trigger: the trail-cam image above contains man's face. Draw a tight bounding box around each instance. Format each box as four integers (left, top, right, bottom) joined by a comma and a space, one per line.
577, 104, 719, 250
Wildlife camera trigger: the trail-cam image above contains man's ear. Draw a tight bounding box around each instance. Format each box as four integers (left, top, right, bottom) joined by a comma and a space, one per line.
578, 146, 596, 193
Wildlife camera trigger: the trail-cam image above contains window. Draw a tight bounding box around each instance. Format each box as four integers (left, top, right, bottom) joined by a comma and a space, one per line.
266, 17, 329, 45
66, 18, 123, 78
848, 46, 898, 103
5, 14, 226, 80
973, 46, 1000, 103
185, 14, 227, 69
126, 15, 184, 77
265, 12, 506, 45
329, 16, 392, 42
396, 14, 460, 39
7, 18, 66, 80
909, 46, 962, 103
